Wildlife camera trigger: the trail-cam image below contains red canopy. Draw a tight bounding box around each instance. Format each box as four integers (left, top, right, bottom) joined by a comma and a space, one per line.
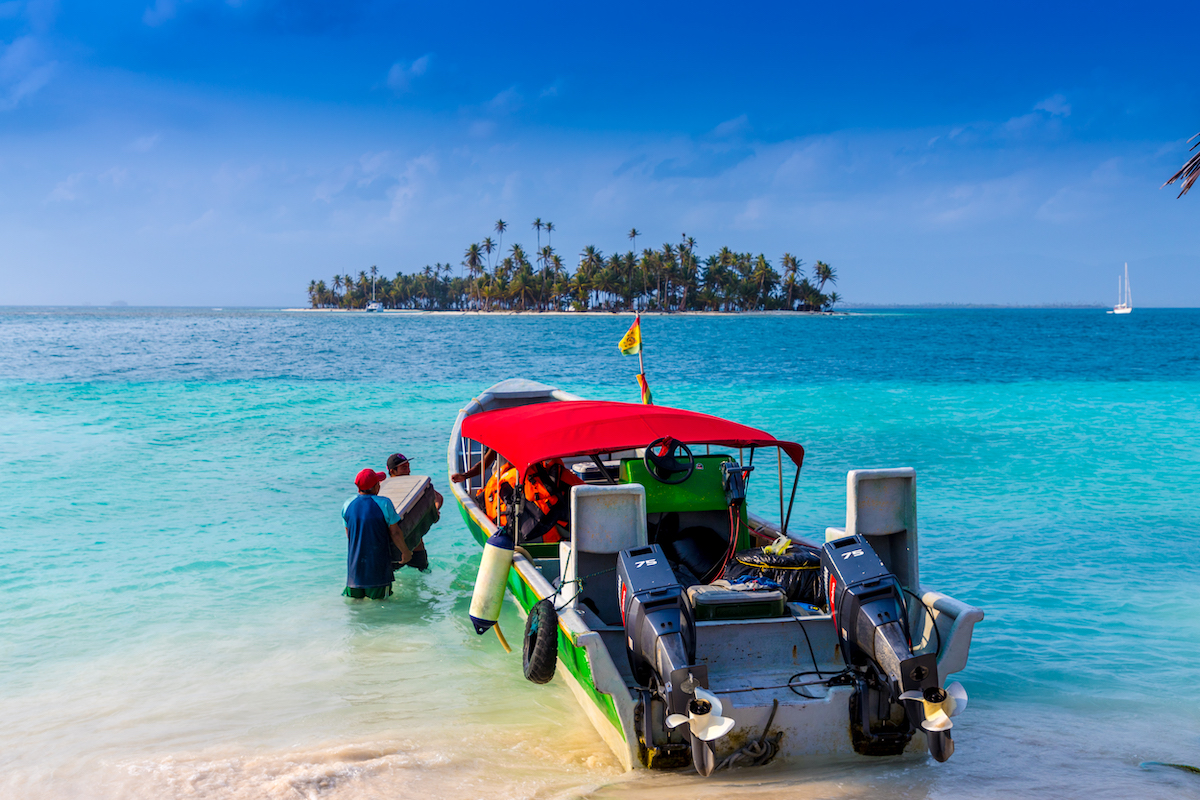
460, 400, 804, 479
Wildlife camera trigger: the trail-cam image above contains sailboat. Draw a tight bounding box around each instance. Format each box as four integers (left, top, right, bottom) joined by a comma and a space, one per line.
366, 273, 383, 312
1109, 263, 1132, 315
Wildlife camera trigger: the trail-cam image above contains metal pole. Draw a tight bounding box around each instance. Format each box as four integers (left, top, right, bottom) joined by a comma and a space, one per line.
637, 313, 646, 378
778, 448, 784, 525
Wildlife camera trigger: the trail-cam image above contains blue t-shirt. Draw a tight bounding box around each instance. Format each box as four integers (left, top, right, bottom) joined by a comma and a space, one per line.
342, 494, 402, 588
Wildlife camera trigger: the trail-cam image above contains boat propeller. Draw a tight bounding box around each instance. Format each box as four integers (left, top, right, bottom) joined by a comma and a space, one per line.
900, 681, 968, 761
665, 687, 734, 777
666, 687, 735, 742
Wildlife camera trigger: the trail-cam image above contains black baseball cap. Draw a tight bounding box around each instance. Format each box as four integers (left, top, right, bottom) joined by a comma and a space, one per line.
387, 453, 409, 470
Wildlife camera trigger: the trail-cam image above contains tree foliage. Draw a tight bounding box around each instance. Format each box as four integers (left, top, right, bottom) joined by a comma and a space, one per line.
1165, 133, 1200, 198
306, 225, 841, 312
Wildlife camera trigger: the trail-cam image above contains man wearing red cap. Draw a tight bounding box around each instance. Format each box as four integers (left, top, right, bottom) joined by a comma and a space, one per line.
342, 467, 413, 599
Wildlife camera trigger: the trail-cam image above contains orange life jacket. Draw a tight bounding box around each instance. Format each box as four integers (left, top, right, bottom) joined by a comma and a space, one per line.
484, 461, 582, 543
483, 466, 518, 526
521, 461, 583, 544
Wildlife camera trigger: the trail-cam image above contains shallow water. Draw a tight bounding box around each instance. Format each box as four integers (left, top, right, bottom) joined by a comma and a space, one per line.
1, 307, 1199, 799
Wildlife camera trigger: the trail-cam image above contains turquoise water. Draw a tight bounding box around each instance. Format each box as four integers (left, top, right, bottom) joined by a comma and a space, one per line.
2, 308, 1199, 799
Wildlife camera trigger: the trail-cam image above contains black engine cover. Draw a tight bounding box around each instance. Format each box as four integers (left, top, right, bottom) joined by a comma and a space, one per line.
822, 534, 938, 698
617, 544, 696, 693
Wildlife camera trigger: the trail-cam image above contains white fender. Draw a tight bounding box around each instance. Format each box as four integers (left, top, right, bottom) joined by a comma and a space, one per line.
469, 532, 514, 634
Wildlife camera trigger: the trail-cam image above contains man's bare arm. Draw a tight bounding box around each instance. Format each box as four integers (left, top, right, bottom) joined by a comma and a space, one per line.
389, 523, 412, 563
450, 448, 496, 483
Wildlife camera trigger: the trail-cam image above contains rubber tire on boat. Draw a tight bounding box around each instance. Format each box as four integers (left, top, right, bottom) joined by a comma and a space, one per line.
523, 598, 558, 684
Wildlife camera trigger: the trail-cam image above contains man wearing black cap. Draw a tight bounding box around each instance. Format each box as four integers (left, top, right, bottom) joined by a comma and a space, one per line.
342, 467, 412, 599
380, 452, 442, 574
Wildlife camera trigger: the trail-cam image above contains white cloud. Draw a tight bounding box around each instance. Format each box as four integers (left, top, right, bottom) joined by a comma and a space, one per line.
1036, 158, 1126, 223
99, 166, 128, 186
143, 0, 176, 26
358, 150, 391, 178
486, 86, 521, 114
1035, 94, 1071, 117
47, 172, 84, 202
468, 120, 495, 138
386, 54, 431, 93
168, 208, 217, 234
711, 114, 749, 139
0, 35, 55, 110
130, 133, 160, 152
387, 153, 438, 221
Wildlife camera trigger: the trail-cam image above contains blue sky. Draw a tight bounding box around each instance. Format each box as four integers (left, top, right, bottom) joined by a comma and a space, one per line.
1, 0, 1198, 306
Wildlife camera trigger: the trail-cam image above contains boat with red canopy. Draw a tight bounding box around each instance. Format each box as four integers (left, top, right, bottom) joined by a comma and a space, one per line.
460, 399, 806, 480
447, 379, 983, 776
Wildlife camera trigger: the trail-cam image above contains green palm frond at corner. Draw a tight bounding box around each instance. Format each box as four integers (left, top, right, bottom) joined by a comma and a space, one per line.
1164, 132, 1200, 198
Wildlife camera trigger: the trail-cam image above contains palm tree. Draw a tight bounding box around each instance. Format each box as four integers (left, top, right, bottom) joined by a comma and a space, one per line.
781, 253, 802, 310
332, 274, 343, 306
751, 255, 780, 309
570, 265, 592, 310
813, 261, 837, 294
369, 264, 378, 302
464, 243, 485, 309
678, 234, 697, 311
1165, 133, 1200, 197
627, 229, 641, 307
545, 221, 554, 247
532, 218, 543, 251
494, 219, 507, 257
659, 243, 676, 310
482, 236, 495, 270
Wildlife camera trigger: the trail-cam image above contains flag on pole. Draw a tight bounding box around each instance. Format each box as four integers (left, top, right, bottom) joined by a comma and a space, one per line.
636, 372, 653, 405
618, 313, 651, 404
617, 314, 642, 355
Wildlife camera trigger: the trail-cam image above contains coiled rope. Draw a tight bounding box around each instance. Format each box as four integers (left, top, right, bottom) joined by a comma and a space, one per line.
716, 698, 782, 770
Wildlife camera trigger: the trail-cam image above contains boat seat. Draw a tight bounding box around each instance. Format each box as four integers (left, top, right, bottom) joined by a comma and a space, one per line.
560, 484, 647, 626
825, 467, 919, 592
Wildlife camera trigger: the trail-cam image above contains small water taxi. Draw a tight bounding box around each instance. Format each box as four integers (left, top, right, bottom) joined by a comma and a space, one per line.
448, 379, 983, 775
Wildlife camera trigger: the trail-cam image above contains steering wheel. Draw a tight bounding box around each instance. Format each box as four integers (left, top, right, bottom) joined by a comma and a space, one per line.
643, 437, 696, 485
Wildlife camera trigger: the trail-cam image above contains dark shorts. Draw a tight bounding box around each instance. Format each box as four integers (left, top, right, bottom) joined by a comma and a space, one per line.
392, 548, 430, 573
343, 584, 392, 600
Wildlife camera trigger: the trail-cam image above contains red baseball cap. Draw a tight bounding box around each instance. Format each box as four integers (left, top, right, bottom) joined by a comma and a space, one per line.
355, 468, 386, 490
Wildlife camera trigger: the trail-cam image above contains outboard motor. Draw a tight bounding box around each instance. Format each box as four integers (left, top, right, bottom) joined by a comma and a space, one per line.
822, 534, 967, 762
617, 544, 733, 776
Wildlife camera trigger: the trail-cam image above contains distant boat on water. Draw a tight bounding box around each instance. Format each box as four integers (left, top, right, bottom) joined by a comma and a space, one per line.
366, 271, 383, 311
1109, 263, 1132, 314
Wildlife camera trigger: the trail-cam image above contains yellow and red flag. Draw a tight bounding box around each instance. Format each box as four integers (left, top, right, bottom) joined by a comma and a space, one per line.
636, 372, 653, 405
617, 314, 642, 355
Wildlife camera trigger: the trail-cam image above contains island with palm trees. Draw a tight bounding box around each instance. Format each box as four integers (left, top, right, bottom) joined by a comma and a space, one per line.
305, 220, 840, 312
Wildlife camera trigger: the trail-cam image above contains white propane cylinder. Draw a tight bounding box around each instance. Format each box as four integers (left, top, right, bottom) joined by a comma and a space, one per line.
469, 531, 515, 634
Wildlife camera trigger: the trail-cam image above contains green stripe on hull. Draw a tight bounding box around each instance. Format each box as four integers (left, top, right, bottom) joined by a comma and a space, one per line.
457, 500, 626, 740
